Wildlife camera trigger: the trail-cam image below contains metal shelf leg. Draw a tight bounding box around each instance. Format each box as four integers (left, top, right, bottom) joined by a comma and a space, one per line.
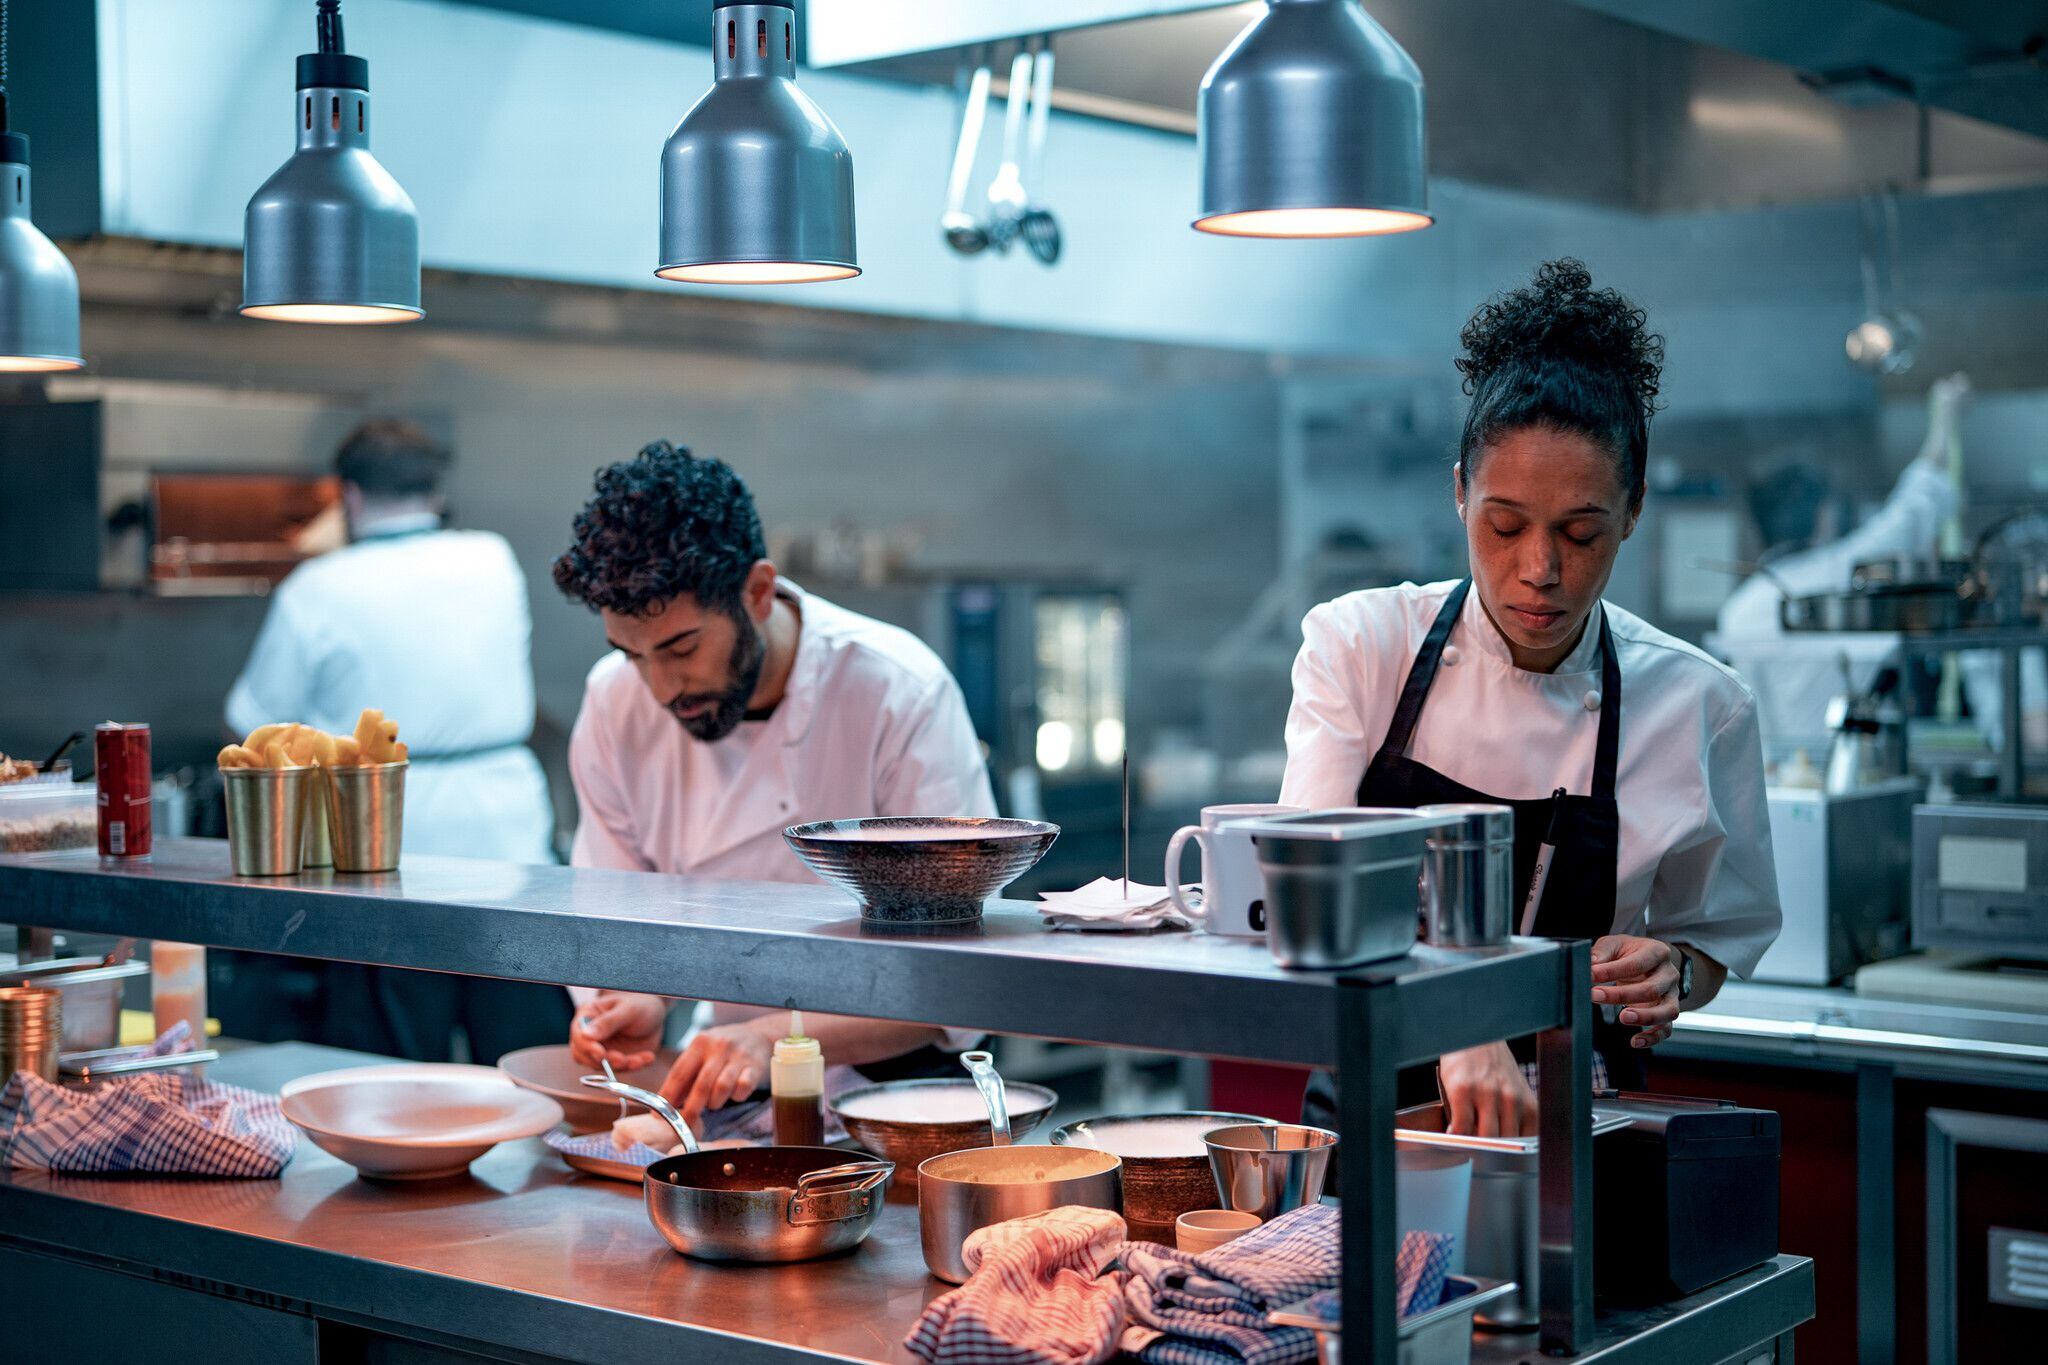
1537, 941, 1593, 1355
1338, 972, 1400, 1362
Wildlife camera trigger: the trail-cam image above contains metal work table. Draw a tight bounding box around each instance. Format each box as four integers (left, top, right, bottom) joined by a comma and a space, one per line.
0, 1044, 1815, 1365
1671, 980, 2048, 1087
0, 840, 1815, 1358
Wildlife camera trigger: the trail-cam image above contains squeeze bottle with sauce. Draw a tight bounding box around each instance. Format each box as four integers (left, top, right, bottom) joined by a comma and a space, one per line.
771, 1011, 825, 1147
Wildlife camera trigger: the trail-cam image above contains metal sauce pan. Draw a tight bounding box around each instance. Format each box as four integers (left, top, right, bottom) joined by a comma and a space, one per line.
642, 1145, 893, 1263
917, 1144, 1122, 1283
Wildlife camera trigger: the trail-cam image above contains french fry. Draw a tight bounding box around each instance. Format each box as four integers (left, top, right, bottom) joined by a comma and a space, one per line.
244, 723, 295, 753
352, 709, 385, 761
217, 743, 262, 769
304, 729, 338, 768
284, 725, 324, 768
391, 741, 408, 762
332, 736, 363, 766
260, 739, 298, 769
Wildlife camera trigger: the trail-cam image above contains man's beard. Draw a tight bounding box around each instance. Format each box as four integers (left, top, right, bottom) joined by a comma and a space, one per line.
666, 609, 767, 742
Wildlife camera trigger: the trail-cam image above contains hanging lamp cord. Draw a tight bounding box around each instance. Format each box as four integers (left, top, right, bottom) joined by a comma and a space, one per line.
1, 0, 12, 133
316, 0, 344, 55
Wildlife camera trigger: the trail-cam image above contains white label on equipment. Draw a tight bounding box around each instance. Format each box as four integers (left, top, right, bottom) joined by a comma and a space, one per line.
1938, 836, 2028, 892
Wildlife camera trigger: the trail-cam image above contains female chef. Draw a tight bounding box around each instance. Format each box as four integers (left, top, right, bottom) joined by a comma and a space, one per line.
1281, 260, 1781, 1136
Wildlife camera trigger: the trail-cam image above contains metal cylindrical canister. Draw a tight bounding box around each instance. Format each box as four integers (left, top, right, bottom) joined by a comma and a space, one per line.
325, 761, 407, 873
301, 790, 334, 869
222, 766, 315, 876
0, 985, 62, 1082
94, 722, 153, 859
1419, 803, 1515, 947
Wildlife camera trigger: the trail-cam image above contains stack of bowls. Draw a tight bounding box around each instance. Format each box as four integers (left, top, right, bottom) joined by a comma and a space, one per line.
0, 985, 62, 1082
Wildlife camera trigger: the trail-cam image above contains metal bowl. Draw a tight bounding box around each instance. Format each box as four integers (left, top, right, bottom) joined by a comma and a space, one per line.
1052, 1111, 1266, 1230
642, 1146, 893, 1263
783, 817, 1059, 924
832, 1077, 1059, 1178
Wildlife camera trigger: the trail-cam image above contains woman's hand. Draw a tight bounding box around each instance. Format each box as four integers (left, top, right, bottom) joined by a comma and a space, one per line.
569, 991, 667, 1071
659, 1021, 777, 1126
1591, 935, 1683, 1048
1438, 1041, 1538, 1137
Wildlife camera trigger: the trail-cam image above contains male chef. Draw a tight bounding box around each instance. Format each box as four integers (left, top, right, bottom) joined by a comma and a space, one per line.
554, 440, 995, 1126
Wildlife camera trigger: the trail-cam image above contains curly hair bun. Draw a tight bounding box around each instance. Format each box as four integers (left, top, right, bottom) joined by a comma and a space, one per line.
1455, 258, 1663, 427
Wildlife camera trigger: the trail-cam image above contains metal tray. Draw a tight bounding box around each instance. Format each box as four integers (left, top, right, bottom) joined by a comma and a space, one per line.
1269, 1275, 1518, 1365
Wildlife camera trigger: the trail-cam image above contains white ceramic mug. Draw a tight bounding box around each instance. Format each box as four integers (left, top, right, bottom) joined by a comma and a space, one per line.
1165, 803, 1304, 936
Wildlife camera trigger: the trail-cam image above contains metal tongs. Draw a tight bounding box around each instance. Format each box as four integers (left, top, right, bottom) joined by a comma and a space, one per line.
61, 1046, 221, 1084
960, 1049, 1011, 1147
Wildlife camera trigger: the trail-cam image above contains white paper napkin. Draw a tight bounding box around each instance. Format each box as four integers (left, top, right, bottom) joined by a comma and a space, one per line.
1037, 877, 1194, 932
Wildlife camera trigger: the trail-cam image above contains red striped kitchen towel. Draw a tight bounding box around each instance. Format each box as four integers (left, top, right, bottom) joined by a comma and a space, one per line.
905, 1205, 1130, 1365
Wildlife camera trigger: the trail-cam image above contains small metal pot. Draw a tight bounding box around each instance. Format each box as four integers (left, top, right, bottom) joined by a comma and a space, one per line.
918, 1145, 1122, 1283
643, 1146, 894, 1263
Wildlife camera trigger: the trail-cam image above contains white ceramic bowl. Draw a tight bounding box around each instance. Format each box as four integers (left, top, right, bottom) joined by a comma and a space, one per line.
1176, 1208, 1262, 1254
497, 1043, 681, 1131
280, 1063, 563, 1181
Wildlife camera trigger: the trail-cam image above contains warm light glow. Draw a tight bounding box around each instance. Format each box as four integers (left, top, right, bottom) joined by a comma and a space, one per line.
1845, 319, 1897, 366
656, 261, 860, 285
1193, 206, 1434, 238
0, 353, 84, 372
1036, 721, 1075, 773
1092, 717, 1126, 769
239, 303, 424, 324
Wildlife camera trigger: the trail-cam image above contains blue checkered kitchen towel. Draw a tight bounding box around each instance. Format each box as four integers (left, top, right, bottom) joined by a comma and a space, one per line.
1120, 1205, 1457, 1365
0, 1024, 295, 1177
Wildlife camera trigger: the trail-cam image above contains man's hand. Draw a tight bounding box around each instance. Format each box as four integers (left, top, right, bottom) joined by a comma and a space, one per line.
1591, 935, 1684, 1048
659, 1021, 777, 1127
569, 991, 668, 1071
1438, 1041, 1538, 1137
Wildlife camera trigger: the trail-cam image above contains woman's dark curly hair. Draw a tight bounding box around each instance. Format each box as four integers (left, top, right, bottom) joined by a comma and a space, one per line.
1455, 258, 1664, 508
552, 440, 767, 619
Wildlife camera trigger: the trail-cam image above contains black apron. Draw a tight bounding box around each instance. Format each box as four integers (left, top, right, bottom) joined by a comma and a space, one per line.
1304, 580, 1640, 1128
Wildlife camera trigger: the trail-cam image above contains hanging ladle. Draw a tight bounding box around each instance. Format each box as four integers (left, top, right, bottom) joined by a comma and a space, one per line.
941, 51, 993, 255
580, 1074, 700, 1155
959, 1049, 1011, 1147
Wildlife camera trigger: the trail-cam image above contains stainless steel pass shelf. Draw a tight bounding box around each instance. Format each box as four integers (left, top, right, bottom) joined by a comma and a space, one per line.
0, 1044, 1817, 1365
0, 839, 1573, 1068
0, 839, 1813, 1357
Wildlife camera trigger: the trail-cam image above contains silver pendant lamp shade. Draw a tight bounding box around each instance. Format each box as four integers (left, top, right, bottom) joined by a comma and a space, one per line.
657, 3, 857, 285
1194, 0, 1432, 238
241, 1, 420, 323
0, 0, 84, 372
0, 133, 82, 372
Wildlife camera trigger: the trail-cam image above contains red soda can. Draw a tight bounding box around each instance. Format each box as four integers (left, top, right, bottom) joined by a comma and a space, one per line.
95, 722, 153, 859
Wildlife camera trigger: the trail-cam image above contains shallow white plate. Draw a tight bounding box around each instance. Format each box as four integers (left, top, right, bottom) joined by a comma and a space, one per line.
280, 1063, 563, 1181
496, 1044, 680, 1131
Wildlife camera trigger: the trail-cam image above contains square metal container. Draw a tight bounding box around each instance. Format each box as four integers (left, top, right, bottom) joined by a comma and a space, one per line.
1268, 1275, 1517, 1365
1233, 808, 1450, 969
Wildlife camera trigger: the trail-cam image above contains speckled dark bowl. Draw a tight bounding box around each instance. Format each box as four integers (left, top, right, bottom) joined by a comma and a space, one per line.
783, 817, 1060, 924
1052, 1112, 1269, 1228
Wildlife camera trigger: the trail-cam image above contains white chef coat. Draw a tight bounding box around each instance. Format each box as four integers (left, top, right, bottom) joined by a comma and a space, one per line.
227, 514, 555, 864
1713, 459, 2044, 754
1281, 581, 1783, 978
568, 580, 996, 1037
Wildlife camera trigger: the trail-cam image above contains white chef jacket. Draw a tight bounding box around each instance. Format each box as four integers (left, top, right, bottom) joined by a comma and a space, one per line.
1281, 581, 1782, 978
568, 580, 996, 1036
1713, 459, 2044, 754
227, 514, 555, 864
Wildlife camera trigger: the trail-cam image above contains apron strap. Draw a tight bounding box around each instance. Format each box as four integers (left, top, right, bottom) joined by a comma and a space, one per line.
1588, 608, 1623, 800
1376, 581, 1472, 762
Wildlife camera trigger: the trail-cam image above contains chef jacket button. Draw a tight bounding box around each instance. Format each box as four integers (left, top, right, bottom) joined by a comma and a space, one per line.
1583, 690, 1602, 711
1442, 645, 1460, 666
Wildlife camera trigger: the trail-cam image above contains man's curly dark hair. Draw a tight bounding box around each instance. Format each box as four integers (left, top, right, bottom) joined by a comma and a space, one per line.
1454, 258, 1664, 507
552, 440, 767, 619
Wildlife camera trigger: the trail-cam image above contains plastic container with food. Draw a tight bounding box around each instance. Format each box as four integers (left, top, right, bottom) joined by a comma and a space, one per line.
0, 776, 97, 854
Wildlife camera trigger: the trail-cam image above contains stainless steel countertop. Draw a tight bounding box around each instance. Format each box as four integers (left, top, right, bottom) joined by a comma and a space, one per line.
1671, 979, 2048, 1082
0, 1044, 1813, 1365
0, 838, 1575, 1069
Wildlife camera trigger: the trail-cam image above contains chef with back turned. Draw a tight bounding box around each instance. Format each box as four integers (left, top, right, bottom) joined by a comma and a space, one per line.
554, 440, 995, 1129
